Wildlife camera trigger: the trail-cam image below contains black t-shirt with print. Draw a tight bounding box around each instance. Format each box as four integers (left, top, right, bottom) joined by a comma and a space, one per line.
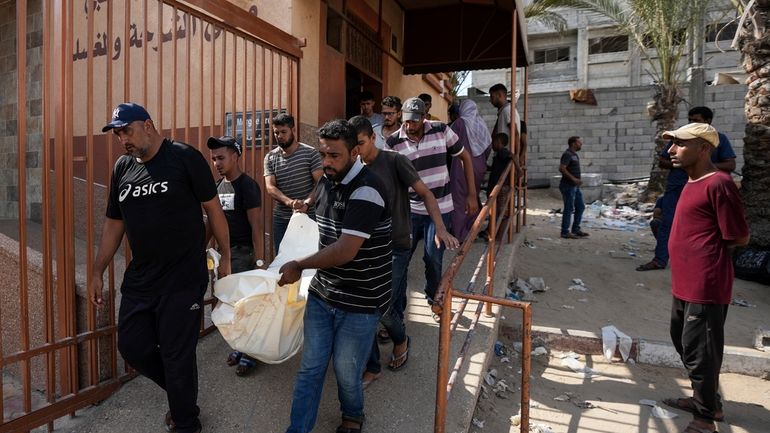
106, 139, 217, 298
216, 173, 261, 247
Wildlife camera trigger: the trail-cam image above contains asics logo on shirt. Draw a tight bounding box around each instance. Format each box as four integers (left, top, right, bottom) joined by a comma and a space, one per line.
118, 181, 169, 202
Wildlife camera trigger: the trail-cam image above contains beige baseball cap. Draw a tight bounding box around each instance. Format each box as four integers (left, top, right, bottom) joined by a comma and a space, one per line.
662, 122, 719, 147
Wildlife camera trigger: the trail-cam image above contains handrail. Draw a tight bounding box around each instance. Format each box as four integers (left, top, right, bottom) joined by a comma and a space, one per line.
433, 159, 530, 433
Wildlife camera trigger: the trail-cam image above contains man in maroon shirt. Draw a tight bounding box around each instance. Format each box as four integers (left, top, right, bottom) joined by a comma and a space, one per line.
662, 123, 749, 433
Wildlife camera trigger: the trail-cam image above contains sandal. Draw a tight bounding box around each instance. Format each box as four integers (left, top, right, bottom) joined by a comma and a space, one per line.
336, 416, 364, 433
636, 260, 665, 271
682, 420, 717, 433
226, 351, 242, 366
662, 397, 724, 422
235, 355, 258, 376
387, 336, 410, 371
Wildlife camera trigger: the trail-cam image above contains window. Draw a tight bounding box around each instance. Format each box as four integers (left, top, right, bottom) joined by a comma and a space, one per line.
588, 35, 628, 54
706, 22, 738, 42
533, 47, 570, 64
326, 6, 343, 52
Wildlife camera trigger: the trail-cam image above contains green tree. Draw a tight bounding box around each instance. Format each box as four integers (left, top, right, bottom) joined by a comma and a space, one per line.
529, 0, 711, 200
734, 0, 770, 248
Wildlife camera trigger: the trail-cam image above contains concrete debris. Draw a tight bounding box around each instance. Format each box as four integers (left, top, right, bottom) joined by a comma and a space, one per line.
755, 327, 770, 352
472, 417, 485, 428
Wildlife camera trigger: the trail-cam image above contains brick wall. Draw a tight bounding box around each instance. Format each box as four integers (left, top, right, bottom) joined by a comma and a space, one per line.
0, 0, 43, 221
468, 83, 747, 186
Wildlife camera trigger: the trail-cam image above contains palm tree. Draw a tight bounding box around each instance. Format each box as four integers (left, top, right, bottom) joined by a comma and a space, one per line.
528, 0, 711, 200
734, 0, 770, 248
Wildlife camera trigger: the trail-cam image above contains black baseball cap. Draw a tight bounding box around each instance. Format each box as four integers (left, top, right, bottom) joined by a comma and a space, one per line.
207, 135, 242, 155
102, 103, 151, 132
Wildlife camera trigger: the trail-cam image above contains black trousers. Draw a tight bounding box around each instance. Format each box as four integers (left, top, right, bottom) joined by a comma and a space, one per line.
669, 297, 728, 422
118, 284, 206, 433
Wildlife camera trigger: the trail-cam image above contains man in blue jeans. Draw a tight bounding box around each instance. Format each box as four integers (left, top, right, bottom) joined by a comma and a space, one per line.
636, 106, 736, 271
350, 115, 458, 386
279, 119, 392, 433
559, 136, 589, 239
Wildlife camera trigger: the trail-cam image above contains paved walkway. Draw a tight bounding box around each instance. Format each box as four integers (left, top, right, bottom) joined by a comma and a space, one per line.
39, 239, 514, 433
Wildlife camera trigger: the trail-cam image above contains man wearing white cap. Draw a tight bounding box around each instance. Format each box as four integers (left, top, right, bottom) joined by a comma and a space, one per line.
661, 122, 749, 433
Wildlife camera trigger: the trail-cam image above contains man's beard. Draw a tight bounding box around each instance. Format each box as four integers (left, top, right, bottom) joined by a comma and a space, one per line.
277, 135, 294, 149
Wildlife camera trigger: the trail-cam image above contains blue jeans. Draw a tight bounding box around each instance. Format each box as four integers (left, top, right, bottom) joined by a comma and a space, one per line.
559, 183, 585, 235
286, 295, 380, 433
654, 187, 683, 266
366, 248, 411, 374
410, 213, 451, 303
272, 216, 290, 255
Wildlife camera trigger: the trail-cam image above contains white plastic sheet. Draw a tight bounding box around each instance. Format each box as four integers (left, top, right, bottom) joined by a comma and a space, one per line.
601, 325, 632, 362
211, 213, 319, 364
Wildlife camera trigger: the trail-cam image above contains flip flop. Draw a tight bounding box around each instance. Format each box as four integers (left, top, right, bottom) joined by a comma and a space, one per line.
636, 260, 665, 271
387, 336, 410, 371
662, 397, 724, 422
235, 355, 258, 376
682, 420, 718, 433
226, 350, 242, 366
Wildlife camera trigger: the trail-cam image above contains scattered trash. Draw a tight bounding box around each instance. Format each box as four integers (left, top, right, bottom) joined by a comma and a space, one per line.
562, 305, 575, 309
527, 277, 548, 292
568, 278, 588, 292
557, 351, 580, 360
574, 401, 595, 409
628, 252, 637, 257
494, 341, 507, 357
537, 237, 553, 241
512, 342, 523, 353
523, 240, 537, 249
553, 394, 571, 402
505, 291, 521, 301
636, 283, 645, 287
532, 346, 548, 356
509, 414, 520, 426
484, 369, 498, 386
639, 399, 679, 419
754, 327, 770, 352
561, 357, 598, 378
601, 325, 633, 362
472, 417, 485, 428
514, 279, 534, 294
529, 424, 555, 433
577, 298, 589, 303
500, 357, 510, 363
732, 298, 756, 308
493, 379, 510, 394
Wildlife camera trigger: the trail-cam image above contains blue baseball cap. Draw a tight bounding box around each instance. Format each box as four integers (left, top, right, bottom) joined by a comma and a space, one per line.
102, 103, 151, 132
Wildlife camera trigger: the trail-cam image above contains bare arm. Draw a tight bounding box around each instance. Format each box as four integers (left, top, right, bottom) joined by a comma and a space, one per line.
202, 197, 231, 277
89, 217, 125, 306
457, 150, 479, 215
714, 158, 736, 173
277, 234, 365, 285
265, 175, 299, 210
412, 180, 459, 249
559, 164, 582, 186
725, 235, 750, 249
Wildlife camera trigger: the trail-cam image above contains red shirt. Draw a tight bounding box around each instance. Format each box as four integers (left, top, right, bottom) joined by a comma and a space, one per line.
669, 171, 748, 304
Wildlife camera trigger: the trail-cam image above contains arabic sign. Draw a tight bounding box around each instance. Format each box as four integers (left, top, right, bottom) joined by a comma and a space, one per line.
225, 108, 287, 148
73, 0, 223, 62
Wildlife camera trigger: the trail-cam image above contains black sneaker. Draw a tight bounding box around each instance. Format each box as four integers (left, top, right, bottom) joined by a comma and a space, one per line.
561, 233, 579, 239
572, 230, 589, 237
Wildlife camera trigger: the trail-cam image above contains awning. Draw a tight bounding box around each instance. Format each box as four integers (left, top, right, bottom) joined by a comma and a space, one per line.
398, 0, 530, 74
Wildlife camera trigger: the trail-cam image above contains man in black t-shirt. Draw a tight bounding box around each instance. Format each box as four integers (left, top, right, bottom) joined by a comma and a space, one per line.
559, 136, 588, 239
90, 103, 231, 433
279, 119, 391, 433
207, 135, 262, 376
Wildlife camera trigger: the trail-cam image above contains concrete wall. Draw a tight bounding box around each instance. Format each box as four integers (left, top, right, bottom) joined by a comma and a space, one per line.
468, 83, 747, 185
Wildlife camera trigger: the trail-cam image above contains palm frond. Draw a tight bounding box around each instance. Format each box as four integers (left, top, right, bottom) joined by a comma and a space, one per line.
527, 11, 569, 32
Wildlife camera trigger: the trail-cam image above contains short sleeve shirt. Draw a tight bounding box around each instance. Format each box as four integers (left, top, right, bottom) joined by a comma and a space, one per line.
669, 171, 748, 304
367, 150, 421, 250
217, 173, 261, 247
263, 143, 322, 219
106, 139, 217, 298
559, 149, 581, 185
494, 102, 512, 137
386, 120, 463, 215
310, 159, 393, 314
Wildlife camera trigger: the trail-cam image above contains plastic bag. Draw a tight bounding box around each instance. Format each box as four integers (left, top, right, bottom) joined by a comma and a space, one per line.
211, 213, 319, 363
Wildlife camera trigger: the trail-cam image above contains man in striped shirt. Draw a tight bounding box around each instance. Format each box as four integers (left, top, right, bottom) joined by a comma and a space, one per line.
264, 113, 323, 254
386, 97, 478, 315
279, 119, 392, 433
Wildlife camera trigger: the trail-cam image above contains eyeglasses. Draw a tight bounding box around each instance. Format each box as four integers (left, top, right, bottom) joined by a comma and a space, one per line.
382, 111, 399, 117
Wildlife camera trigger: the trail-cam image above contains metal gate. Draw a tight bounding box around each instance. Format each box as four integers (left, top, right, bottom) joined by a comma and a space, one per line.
1, 1, 300, 431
